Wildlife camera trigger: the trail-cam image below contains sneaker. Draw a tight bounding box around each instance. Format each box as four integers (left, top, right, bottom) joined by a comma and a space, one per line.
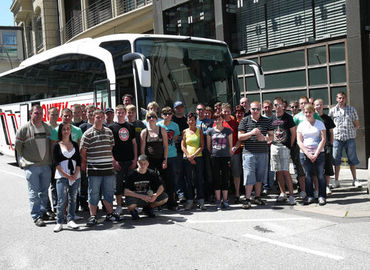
326, 186, 332, 196
184, 200, 193, 211
34, 218, 46, 227
45, 211, 56, 220
253, 197, 265, 206
198, 199, 207, 210
105, 212, 122, 222
242, 200, 251, 209
299, 191, 307, 199
67, 220, 79, 229
276, 193, 287, 202
74, 214, 83, 221
86, 216, 97, 227
314, 190, 319, 199
331, 180, 340, 188
353, 179, 362, 188
53, 223, 63, 232
130, 209, 140, 220
216, 200, 222, 210
222, 200, 230, 209
318, 197, 326, 206
114, 206, 122, 215
234, 196, 242, 204
289, 196, 296, 205
303, 197, 314, 205
261, 189, 269, 197
143, 206, 155, 218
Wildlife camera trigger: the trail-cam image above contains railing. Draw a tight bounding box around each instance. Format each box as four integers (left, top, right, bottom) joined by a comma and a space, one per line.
86, 0, 113, 29
60, 0, 152, 43
117, 0, 152, 15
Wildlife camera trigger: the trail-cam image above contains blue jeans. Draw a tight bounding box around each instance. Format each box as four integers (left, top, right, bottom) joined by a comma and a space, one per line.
300, 152, 326, 198
56, 177, 80, 224
183, 157, 204, 200
88, 175, 115, 206
24, 165, 51, 221
333, 139, 360, 166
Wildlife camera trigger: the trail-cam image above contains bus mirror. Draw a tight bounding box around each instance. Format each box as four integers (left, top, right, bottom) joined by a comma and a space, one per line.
122, 53, 151, 88
134, 58, 151, 88
233, 59, 265, 89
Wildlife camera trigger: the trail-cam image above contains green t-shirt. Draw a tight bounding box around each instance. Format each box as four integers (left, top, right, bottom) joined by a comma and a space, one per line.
293, 111, 322, 126
50, 125, 83, 143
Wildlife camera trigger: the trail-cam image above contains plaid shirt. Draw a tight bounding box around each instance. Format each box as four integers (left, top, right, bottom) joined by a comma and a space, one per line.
328, 104, 359, 141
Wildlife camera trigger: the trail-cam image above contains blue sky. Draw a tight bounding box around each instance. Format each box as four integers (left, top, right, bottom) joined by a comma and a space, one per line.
0, 1, 15, 26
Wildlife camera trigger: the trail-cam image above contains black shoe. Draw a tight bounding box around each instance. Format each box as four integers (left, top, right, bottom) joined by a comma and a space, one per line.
80, 205, 90, 212
34, 218, 46, 227
86, 216, 97, 227
143, 206, 155, 218
130, 209, 140, 220
242, 200, 251, 209
303, 197, 314, 205
42, 211, 56, 221
234, 197, 242, 204
253, 197, 266, 206
105, 212, 122, 222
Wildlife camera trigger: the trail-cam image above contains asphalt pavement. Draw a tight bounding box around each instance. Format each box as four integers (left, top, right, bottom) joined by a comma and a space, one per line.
0, 154, 369, 270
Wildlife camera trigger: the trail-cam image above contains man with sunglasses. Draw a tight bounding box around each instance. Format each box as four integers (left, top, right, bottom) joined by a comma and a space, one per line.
158, 107, 180, 210
289, 101, 300, 116
238, 101, 273, 209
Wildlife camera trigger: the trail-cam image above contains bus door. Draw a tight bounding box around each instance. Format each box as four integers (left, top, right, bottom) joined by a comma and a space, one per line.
93, 79, 111, 110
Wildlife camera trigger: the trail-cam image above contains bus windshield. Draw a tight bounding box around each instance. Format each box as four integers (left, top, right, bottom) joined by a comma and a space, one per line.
135, 38, 237, 114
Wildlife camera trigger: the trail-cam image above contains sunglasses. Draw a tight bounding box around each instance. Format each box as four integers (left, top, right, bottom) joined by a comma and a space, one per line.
251, 108, 261, 111
274, 104, 282, 107
290, 106, 298, 109
147, 116, 156, 120
196, 108, 204, 111
162, 113, 172, 116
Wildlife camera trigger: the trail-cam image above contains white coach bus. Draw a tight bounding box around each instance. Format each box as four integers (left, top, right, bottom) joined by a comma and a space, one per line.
0, 33, 264, 158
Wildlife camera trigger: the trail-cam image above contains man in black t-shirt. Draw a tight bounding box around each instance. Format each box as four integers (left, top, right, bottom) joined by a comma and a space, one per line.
238, 101, 273, 209
124, 155, 168, 219
109, 104, 137, 215
72, 104, 87, 128
314, 99, 336, 195
271, 97, 296, 205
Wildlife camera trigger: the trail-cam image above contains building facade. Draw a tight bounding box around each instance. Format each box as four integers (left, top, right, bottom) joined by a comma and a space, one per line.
10, 0, 154, 58
0, 26, 24, 73
153, 0, 370, 168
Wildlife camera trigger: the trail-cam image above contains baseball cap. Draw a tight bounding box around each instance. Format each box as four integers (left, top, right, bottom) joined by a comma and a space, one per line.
173, 101, 183, 108
138, 154, 148, 161
104, 108, 114, 114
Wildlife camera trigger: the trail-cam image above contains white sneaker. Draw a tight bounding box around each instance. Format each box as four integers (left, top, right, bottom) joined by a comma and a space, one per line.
314, 190, 319, 199
318, 197, 326, 206
331, 180, 340, 188
299, 191, 307, 199
53, 223, 63, 232
326, 186, 332, 196
67, 220, 79, 229
74, 214, 83, 221
353, 179, 362, 188
289, 196, 296, 205
276, 193, 287, 202
114, 206, 122, 215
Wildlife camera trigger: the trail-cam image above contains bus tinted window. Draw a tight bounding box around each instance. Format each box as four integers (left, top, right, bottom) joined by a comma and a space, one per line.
0, 54, 106, 104
135, 38, 234, 114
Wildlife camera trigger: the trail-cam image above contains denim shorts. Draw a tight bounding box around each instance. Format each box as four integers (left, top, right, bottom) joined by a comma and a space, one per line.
88, 175, 115, 206
333, 139, 360, 166
125, 192, 168, 207
270, 144, 290, 172
242, 152, 268, 186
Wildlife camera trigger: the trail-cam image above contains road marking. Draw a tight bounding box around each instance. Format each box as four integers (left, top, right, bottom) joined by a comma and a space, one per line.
0, 169, 24, 179
187, 217, 310, 224
243, 233, 344, 261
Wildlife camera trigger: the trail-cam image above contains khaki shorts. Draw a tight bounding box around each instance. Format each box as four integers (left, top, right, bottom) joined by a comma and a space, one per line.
270, 144, 290, 172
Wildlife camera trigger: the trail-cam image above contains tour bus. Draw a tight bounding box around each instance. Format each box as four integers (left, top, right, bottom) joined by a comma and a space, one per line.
0, 33, 264, 158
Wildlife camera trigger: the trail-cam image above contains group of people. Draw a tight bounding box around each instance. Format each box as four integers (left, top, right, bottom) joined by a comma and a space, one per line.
15, 92, 361, 232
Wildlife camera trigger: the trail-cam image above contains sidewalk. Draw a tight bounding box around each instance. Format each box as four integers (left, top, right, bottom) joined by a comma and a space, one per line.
293, 168, 370, 218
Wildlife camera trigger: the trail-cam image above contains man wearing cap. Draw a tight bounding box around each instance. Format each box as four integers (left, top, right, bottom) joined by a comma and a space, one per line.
104, 108, 115, 127
124, 154, 168, 220
172, 101, 188, 201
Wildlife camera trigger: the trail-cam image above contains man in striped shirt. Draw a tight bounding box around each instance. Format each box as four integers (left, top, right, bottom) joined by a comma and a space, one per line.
80, 109, 121, 226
